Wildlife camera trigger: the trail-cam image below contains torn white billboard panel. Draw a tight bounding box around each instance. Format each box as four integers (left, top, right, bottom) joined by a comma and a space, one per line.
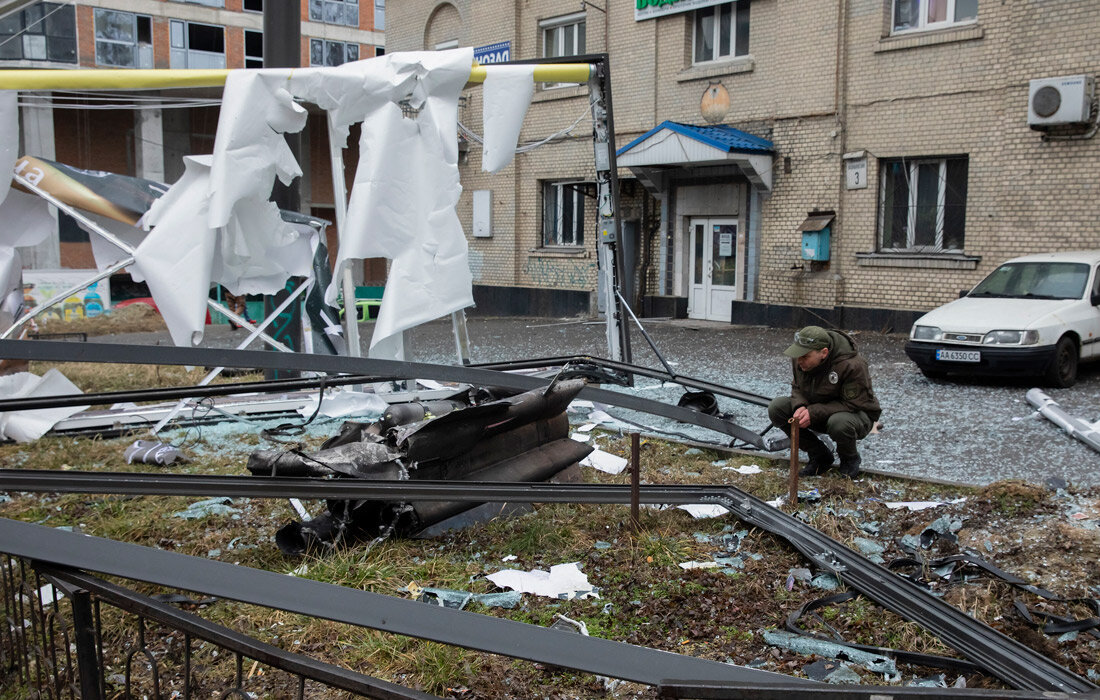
0, 370, 88, 442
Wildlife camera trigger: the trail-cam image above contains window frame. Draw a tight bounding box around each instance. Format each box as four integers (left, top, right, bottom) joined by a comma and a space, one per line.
891, 0, 978, 35
93, 9, 152, 68
309, 38, 360, 67
878, 155, 969, 254
244, 29, 263, 68
540, 11, 586, 59
542, 181, 588, 248
0, 2, 77, 64
309, 0, 360, 28
169, 19, 225, 69
692, 1, 750, 66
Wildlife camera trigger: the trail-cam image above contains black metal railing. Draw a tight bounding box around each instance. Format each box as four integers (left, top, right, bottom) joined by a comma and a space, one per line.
1, 554, 436, 699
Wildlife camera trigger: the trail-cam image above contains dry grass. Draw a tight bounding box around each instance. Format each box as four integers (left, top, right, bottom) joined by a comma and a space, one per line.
2, 394, 1098, 695
36, 302, 168, 336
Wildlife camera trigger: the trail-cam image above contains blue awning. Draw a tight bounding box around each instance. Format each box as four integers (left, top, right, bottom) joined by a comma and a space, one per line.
617, 121, 775, 190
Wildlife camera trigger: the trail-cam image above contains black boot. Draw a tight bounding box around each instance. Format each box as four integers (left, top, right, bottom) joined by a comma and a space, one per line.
837, 452, 862, 479
798, 450, 834, 477
797, 429, 834, 476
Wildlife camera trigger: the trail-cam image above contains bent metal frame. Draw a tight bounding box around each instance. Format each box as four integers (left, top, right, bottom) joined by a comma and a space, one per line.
0, 338, 1096, 696
0, 55, 633, 365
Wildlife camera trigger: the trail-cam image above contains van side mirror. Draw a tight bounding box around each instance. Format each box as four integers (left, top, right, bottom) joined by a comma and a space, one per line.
958, 289, 969, 298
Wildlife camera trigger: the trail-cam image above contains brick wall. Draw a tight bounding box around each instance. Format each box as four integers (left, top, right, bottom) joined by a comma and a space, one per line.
318, 0, 1100, 316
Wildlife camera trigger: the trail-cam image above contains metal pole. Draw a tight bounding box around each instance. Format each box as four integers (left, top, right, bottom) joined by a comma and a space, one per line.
630, 432, 640, 530
787, 418, 799, 508
327, 114, 362, 360
451, 309, 471, 365
71, 589, 103, 700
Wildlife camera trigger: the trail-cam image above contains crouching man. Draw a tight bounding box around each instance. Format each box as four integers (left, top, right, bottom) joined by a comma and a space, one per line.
768, 325, 881, 479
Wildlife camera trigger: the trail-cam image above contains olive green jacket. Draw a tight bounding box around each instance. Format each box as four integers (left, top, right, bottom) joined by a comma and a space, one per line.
789, 329, 882, 423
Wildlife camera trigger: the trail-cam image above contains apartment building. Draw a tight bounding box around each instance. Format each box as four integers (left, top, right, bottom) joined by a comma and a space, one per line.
1, 0, 385, 274
387, 0, 1100, 328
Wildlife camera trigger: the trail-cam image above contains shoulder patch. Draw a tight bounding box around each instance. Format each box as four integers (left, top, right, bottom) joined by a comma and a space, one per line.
842, 383, 859, 400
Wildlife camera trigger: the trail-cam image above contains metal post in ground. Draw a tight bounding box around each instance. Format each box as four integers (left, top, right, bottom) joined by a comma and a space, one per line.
71, 589, 103, 700
787, 418, 799, 508
630, 432, 640, 530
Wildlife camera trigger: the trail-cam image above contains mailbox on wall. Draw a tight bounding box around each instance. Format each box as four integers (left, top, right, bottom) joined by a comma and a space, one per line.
798, 213, 834, 262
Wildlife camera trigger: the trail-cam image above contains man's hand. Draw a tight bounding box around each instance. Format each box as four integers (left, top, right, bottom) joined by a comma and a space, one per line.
792, 406, 811, 428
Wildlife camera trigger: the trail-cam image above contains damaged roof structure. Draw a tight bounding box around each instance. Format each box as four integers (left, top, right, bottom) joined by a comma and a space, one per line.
1, 51, 1098, 699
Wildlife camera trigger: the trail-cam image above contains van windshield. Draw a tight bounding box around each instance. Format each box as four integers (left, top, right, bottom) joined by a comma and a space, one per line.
968, 262, 1089, 300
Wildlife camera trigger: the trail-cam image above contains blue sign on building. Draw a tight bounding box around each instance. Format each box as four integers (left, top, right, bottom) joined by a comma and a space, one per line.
474, 41, 511, 65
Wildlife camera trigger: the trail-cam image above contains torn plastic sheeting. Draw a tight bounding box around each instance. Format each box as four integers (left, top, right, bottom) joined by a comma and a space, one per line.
172, 497, 241, 519
1026, 387, 1100, 454
322, 50, 475, 354
481, 65, 535, 173
762, 630, 898, 677
0, 370, 88, 442
580, 448, 628, 475
0, 188, 53, 250
295, 388, 388, 419
486, 562, 598, 600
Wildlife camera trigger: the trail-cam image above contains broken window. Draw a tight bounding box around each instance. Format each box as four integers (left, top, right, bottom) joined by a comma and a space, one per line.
244, 30, 263, 68
169, 20, 225, 69
309, 0, 360, 28
0, 2, 76, 63
94, 10, 152, 68
542, 181, 588, 247
693, 1, 750, 65
878, 156, 968, 253
892, 0, 977, 33
309, 38, 359, 67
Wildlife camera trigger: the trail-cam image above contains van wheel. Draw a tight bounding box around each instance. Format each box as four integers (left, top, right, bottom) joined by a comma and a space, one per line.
1045, 336, 1078, 388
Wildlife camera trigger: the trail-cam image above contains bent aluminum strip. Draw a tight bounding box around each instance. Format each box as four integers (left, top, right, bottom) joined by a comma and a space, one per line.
0, 517, 807, 689
0, 339, 774, 448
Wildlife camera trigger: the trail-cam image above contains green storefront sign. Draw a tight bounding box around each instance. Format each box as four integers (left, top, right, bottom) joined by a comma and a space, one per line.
635, 0, 732, 21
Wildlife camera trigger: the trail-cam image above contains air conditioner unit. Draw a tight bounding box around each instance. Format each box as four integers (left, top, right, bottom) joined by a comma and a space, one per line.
1028, 75, 1095, 128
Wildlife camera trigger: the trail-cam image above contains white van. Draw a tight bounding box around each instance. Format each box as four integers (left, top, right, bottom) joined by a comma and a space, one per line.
904, 251, 1100, 387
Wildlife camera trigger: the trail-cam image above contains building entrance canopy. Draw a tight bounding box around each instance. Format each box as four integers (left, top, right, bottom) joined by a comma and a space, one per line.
616, 121, 775, 191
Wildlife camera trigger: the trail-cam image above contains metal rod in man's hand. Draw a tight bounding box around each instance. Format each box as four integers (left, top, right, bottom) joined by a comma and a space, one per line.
787, 417, 799, 508
630, 432, 641, 530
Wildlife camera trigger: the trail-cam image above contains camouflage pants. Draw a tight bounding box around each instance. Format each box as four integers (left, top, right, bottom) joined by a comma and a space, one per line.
767, 395, 872, 458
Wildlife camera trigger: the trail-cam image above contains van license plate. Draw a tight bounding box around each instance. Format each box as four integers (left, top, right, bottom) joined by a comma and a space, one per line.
936, 349, 980, 363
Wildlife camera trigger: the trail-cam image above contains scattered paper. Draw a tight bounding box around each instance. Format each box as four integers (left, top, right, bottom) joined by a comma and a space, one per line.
587, 410, 615, 424
576, 423, 598, 433
677, 503, 730, 519
581, 448, 628, 475
678, 561, 720, 570
502, 554, 517, 562
486, 562, 598, 599
723, 464, 762, 475
884, 498, 967, 511
570, 432, 591, 442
